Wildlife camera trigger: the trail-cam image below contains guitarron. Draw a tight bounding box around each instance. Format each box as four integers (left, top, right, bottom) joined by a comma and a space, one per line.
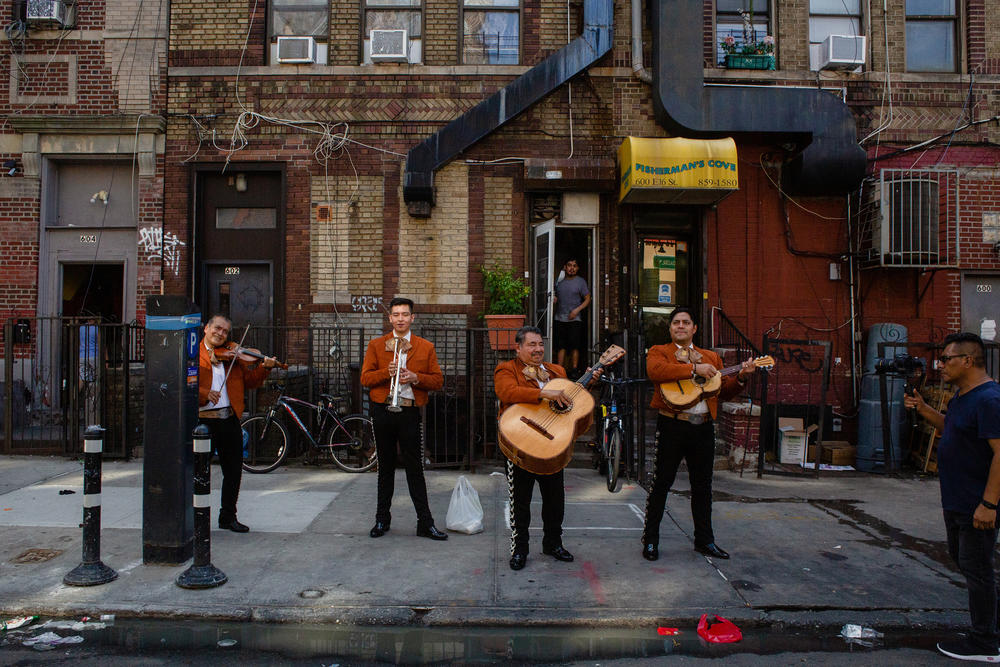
658, 355, 774, 410
498, 345, 625, 475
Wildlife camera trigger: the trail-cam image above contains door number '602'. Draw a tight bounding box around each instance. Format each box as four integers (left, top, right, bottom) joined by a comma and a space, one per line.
977, 284, 992, 293
79, 234, 97, 244
224, 267, 240, 275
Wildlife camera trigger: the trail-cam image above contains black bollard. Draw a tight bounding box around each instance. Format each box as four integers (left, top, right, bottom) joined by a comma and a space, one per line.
64, 425, 118, 586
176, 424, 227, 589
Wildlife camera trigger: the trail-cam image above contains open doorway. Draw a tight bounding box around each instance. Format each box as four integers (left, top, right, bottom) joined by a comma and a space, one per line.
61, 263, 124, 321
552, 228, 594, 375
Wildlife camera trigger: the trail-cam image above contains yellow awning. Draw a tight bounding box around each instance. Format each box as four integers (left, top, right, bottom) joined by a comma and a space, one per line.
618, 136, 739, 205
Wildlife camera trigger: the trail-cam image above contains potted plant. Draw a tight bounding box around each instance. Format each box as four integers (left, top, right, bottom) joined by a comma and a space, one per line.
720, 6, 775, 70
481, 264, 530, 350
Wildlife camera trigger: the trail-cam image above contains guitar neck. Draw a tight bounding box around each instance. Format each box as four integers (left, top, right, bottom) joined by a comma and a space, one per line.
576, 363, 605, 387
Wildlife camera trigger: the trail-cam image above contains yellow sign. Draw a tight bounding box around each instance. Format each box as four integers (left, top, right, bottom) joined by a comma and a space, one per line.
618, 136, 739, 204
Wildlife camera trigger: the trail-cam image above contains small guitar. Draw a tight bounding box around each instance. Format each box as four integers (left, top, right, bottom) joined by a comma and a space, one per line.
659, 356, 775, 410
499, 345, 626, 475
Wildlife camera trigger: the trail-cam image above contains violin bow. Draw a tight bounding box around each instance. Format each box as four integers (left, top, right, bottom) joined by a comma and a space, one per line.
221, 323, 251, 388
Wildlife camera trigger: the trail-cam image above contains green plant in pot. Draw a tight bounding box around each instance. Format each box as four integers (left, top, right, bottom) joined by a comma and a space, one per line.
481, 265, 530, 350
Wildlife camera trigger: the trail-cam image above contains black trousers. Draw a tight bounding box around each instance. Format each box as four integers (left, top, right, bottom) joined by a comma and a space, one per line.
507, 459, 565, 555
372, 403, 433, 528
201, 414, 243, 523
944, 509, 1000, 651
642, 415, 716, 547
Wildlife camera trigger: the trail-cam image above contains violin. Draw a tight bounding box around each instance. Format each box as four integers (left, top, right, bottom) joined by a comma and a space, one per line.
212, 343, 288, 370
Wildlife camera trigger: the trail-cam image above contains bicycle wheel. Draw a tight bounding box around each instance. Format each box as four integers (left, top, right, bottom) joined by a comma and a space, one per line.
326, 415, 377, 473
241, 414, 290, 473
606, 426, 623, 493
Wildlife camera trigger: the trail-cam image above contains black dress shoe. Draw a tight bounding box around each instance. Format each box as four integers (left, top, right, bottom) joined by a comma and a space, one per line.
542, 545, 574, 562
369, 521, 390, 538
695, 542, 730, 559
219, 519, 249, 533
642, 543, 659, 561
416, 525, 448, 540
509, 553, 527, 570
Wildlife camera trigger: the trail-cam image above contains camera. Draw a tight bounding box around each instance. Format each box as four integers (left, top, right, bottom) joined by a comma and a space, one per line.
873, 354, 926, 376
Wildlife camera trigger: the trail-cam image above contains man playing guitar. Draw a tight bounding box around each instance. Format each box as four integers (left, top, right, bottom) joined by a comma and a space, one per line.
642, 307, 756, 561
494, 326, 601, 571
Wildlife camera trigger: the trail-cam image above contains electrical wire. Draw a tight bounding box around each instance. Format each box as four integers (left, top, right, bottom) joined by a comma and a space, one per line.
759, 155, 847, 221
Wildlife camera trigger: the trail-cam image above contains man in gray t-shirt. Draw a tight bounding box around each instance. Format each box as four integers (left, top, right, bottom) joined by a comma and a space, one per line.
553, 258, 591, 374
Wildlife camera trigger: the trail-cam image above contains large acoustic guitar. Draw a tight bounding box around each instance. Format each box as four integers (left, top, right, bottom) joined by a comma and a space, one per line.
499, 345, 626, 475
659, 356, 775, 411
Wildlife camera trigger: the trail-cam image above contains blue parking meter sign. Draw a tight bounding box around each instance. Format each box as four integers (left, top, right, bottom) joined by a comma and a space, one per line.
187, 330, 199, 359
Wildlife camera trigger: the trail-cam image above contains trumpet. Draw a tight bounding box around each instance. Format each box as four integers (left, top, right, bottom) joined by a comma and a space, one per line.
387, 337, 404, 412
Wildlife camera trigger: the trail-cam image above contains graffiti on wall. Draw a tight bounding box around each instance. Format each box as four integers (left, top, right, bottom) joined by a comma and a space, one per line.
138, 227, 186, 276
351, 296, 383, 313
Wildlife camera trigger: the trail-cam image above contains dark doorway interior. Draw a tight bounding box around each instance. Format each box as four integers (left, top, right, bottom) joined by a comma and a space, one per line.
62, 263, 124, 321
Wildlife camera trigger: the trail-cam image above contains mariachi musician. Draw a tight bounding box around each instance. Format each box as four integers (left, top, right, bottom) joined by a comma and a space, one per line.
642, 307, 756, 561
199, 314, 278, 533
494, 325, 601, 571
361, 297, 447, 541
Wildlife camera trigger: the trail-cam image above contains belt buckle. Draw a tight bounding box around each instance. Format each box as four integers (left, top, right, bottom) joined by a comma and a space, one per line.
688, 413, 707, 426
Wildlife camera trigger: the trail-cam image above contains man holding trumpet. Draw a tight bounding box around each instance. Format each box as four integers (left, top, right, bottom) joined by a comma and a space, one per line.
361, 297, 447, 541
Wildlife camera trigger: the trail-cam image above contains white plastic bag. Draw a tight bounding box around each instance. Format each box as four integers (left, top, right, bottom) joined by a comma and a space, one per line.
445, 475, 484, 534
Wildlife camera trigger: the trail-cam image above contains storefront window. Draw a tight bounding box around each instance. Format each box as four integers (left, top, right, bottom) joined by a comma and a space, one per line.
638, 238, 690, 346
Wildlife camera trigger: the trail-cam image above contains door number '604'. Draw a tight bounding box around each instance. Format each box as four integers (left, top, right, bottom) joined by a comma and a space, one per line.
79, 234, 97, 244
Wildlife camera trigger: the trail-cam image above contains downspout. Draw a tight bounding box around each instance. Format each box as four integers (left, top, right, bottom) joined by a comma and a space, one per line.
631, 0, 652, 84
402, 0, 613, 217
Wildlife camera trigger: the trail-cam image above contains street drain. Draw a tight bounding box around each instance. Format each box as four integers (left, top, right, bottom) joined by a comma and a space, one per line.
12, 548, 64, 563
299, 589, 325, 599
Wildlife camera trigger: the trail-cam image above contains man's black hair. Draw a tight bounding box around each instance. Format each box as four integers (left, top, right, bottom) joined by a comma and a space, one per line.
668, 307, 697, 327
943, 332, 986, 367
206, 314, 232, 328
515, 325, 543, 345
388, 297, 414, 312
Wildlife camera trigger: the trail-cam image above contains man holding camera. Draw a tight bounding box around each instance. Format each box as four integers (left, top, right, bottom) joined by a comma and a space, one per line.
905, 332, 1000, 662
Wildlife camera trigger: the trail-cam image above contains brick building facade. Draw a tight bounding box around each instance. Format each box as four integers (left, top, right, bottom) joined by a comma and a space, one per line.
3, 0, 998, 460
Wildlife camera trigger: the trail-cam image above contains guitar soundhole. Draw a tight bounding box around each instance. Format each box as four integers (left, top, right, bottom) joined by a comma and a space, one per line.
548, 401, 573, 414
693, 376, 706, 387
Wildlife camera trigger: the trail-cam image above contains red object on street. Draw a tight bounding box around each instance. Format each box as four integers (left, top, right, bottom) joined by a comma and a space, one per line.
657, 627, 680, 636
697, 614, 743, 643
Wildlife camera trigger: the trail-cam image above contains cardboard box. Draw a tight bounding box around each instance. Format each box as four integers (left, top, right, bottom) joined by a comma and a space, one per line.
807, 441, 857, 466
778, 418, 818, 465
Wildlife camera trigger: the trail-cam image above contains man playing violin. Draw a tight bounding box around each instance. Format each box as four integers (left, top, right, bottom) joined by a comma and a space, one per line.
361, 297, 447, 541
494, 326, 601, 571
642, 307, 755, 561
199, 314, 278, 533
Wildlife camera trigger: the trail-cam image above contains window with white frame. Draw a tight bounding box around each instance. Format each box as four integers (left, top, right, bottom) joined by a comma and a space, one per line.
463, 0, 520, 65
905, 0, 957, 72
270, 0, 329, 64
715, 0, 771, 66
808, 0, 863, 70
363, 0, 423, 64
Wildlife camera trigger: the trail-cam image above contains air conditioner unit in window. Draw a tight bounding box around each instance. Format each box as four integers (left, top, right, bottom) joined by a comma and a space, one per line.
26, 0, 70, 26
818, 35, 866, 70
370, 29, 407, 62
276, 36, 317, 64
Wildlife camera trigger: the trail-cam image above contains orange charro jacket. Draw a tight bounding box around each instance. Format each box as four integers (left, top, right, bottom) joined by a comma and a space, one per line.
494, 358, 568, 413
360, 333, 443, 407
646, 342, 743, 419
198, 341, 271, 417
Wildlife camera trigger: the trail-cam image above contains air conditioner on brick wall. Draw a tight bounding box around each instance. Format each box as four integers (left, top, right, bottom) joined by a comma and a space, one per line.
26, 0, 70, 26
818, 35, 866, 70
370, 30, 407, 62
276, 36, 317, 64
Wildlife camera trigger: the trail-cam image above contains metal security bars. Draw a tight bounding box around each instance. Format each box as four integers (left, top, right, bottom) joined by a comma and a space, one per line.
858, 168, 960, 268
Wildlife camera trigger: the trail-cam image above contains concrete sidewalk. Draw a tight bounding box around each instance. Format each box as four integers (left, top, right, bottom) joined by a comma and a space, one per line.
0, 455, 968, 631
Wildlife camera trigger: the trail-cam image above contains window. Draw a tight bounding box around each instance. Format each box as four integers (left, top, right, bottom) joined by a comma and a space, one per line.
715, 0, 770, 66
905, 0, 957, 72
808, 0, 862, 70
463, 0, 520, 65
270, 0, 329, 64
363, 0, 422, 64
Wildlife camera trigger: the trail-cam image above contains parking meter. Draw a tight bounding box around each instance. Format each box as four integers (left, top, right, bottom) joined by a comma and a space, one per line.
143, 296, 200, 563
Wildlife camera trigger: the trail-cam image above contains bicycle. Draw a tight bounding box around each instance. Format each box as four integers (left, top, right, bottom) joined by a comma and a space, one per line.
594, 373, 644, 493
241, 383, 377, 474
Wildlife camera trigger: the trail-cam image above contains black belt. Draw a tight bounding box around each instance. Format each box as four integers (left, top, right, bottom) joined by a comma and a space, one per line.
659, 409, 711, 426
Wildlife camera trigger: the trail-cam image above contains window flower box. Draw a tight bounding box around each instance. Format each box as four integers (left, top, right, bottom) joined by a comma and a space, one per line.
724, 53, 775, 70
